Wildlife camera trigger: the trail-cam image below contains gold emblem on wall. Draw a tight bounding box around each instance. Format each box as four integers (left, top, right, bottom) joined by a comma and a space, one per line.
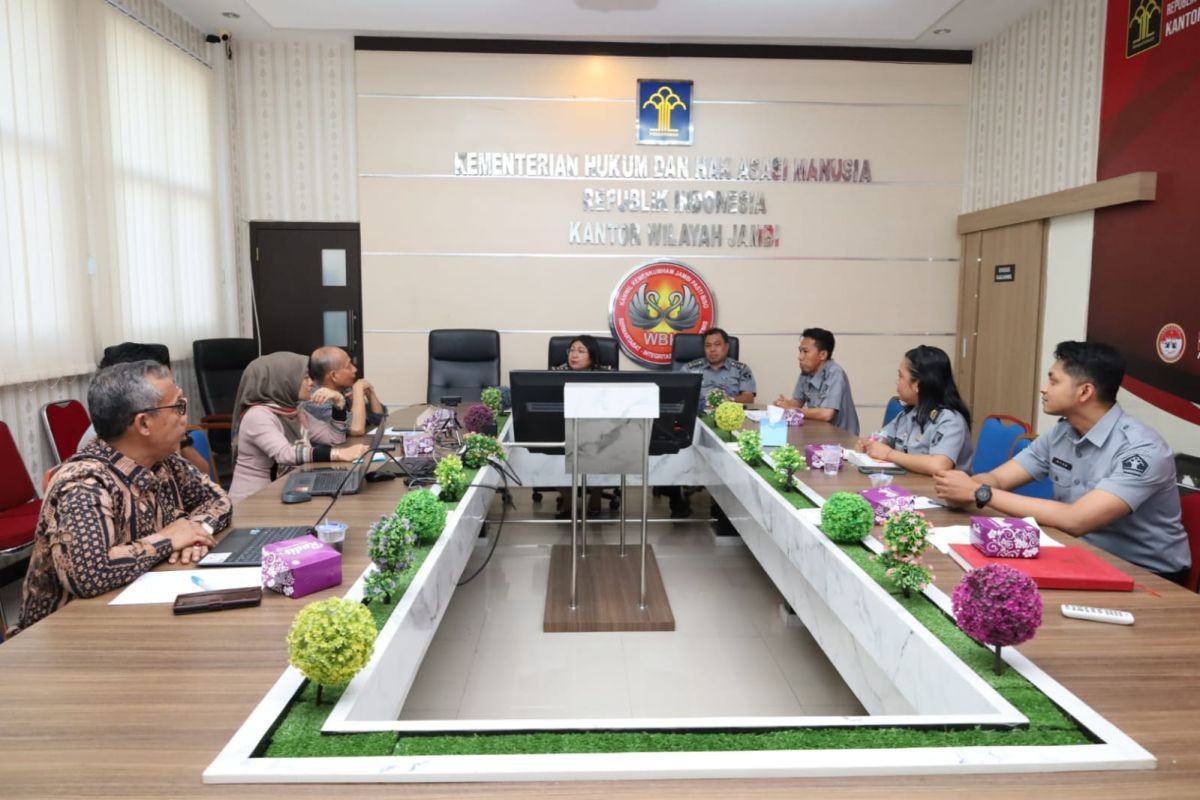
1126, 0, 1162, 57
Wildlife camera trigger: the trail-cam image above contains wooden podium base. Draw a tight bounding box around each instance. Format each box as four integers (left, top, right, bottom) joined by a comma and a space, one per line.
543, 544, 675, 632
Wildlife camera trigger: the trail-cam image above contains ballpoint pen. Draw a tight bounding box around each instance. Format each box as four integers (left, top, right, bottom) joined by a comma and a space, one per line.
190, 574, 213, 592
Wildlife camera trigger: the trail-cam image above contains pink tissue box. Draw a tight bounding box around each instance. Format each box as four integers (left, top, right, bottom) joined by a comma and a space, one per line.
858, 486, 916, 524
970, 516, 1041, 559
804, 444, 843, 471
783, 408, 805, 427
402, 431, 435, 457
262, 535, 342, 598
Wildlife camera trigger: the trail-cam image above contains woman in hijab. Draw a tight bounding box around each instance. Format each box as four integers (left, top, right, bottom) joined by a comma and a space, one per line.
228, 352, 368, 503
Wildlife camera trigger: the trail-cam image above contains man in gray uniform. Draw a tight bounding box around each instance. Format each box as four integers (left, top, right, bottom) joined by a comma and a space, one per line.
682, 328, 756, 403
775, 327, 860, 435
934, 341, 1190, 585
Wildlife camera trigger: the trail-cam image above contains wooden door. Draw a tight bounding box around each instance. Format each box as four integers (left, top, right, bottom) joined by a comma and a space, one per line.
956, 220, 1046, 428
249, 222, 364, 372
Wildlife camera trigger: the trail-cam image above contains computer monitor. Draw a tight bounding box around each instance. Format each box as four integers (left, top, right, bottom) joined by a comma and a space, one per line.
508, 370, 702, 456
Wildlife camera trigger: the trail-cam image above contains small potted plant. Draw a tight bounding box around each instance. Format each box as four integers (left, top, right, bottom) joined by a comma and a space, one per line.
433, 453, 468, 502
461, 432, 505, 468
706, 388, 728, 411
820, 492, 874, 543
736, 430, 763, 466
366, 513, 417, 576
480, 386, 503, 418
286, 597, 377, 704
772, 443, 805, 492
714, 400, 746, 432
874, 509, 934, 598
463, 403, 496, 435
952, 563, 1043, 675
394, 489, 448, 544
363, 569, 404, 606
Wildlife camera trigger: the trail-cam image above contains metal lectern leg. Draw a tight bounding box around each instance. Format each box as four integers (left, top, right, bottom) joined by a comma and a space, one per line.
570, 418, 579, 610
640, 418, 650, 610
619, 473, 627, 556
580, 474, 588, 558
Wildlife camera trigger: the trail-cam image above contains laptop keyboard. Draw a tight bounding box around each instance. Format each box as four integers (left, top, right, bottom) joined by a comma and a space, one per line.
226, 526, 313, 564
308, 470, 360, 494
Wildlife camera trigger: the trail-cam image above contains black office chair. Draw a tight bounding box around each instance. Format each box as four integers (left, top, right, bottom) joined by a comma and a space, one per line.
427, 329, 501, 404
671, 332, 739, 370
192, 338, 258, 456
546, 336, 620, 370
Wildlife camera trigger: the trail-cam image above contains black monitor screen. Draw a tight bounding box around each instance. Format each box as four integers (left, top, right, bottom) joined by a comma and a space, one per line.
508, 370, 702, 456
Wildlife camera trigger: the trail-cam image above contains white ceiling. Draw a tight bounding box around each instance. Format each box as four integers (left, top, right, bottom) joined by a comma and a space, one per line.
162, 0, 1053, 50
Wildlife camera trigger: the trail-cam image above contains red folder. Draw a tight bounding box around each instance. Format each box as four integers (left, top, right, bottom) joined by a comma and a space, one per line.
949, 544, 1135, 591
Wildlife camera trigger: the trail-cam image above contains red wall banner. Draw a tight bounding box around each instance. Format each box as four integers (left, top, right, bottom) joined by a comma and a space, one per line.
1091, 0, 1200, 423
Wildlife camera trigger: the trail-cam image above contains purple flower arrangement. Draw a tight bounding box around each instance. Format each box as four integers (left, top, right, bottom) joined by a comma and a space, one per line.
463, 403, 496, 434
422, 407, 455, 434
951, 563, 1043, 674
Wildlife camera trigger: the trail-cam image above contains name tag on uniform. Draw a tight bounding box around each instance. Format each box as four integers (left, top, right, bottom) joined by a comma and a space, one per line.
1052, 457, 1073, 471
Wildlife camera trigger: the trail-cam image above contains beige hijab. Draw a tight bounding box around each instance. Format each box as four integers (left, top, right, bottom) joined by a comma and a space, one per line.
231, 351, 307, 457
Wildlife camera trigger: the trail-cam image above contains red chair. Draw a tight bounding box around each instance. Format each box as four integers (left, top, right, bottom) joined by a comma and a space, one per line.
40, 399, 91, 464
1182, 494, 1200, 593
1, 421, 42, 635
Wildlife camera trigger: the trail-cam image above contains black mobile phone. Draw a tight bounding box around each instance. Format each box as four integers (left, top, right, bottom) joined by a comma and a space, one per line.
858, 465, 907, 476
172, 587, 263, 615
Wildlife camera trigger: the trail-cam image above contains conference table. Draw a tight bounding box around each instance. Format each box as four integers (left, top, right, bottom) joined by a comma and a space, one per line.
2, 408, 1200, 798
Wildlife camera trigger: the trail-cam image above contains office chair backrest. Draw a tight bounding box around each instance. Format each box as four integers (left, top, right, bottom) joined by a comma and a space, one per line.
40, 400, 91, 465
427, 329, 501, 404
546, 336, 620, 370
0, 421, 37, 512
883, 396, 905, 427
1007, 434, 1054, 499
972, 414, 1031, 475
192, 338, 259, 418
671, 333, 739, 370
186, 426, 218, 482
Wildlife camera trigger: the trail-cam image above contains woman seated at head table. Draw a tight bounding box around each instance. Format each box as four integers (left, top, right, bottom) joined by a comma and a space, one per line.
228, 351, 369, 503
551, 335, 611, 518
856, 345, 974, 476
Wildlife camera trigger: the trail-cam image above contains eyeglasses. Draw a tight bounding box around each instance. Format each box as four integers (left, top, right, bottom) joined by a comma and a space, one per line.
137, 397, 188, 416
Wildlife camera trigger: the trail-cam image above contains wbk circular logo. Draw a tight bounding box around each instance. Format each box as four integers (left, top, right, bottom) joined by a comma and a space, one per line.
608, 260, 716, 368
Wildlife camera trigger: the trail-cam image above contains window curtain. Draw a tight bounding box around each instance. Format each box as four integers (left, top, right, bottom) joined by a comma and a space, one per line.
0, 0, 234, 386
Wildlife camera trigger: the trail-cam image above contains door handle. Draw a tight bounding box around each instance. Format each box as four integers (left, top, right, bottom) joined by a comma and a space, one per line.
348, 309, 357, 354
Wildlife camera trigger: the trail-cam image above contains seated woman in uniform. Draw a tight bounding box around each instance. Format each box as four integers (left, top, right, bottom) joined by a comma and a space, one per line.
228, 351, 368, 503
856, 345, 974, 475
550, 335, 612, 372
551, 335, 611, 517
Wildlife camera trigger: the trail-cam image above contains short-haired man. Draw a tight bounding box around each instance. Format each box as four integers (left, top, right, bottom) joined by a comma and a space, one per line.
75, 342, 211, 475
682, 328, 756, 404
18, 361, 230, 630
775, 327, 860, 435
305, 347, 386, 437
934, 341, 1190, 585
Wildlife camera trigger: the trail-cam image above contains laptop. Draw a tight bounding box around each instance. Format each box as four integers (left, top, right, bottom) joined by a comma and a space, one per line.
196, 524, 314, 567
281, 424, 387, 497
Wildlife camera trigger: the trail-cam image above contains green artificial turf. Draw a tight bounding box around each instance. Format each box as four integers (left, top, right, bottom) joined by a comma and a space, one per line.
700, 414, 735, 442
752, 464, 818, 509
262, 426, 1092, 759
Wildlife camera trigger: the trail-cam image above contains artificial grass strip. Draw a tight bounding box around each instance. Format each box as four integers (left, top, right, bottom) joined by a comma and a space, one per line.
700, 415, 735, 442
752, 464, 818, 509
263, 682, 397, 758
364, 546, 433, 630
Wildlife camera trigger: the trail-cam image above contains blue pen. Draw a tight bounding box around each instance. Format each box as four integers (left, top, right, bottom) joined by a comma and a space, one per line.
190, 574, 213, 592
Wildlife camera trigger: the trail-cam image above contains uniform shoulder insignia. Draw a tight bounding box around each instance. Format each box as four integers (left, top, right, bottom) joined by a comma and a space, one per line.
1120, 453, 1150, 477
728, 358, 747, 370
685, 358, 706, 369
929, 408, 940, 421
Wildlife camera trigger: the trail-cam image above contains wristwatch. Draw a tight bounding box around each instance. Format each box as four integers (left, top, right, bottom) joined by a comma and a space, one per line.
199, 521, 215, 536
974, 484, 992, 509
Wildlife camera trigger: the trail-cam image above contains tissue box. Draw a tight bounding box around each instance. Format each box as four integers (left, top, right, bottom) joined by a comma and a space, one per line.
970, 516, 1041, 558
858, 486, 915, 524
261, 535, 342, 598
804, 444, 844, 471
402, 431, 435, 457
783, 408, 805, 427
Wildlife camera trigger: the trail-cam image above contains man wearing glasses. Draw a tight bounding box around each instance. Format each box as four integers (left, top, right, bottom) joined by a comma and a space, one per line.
16, 361, 231, 632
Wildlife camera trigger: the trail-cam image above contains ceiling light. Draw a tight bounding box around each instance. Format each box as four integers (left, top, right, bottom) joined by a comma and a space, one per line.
222, 11, 240, 19
932, 28, 951, 35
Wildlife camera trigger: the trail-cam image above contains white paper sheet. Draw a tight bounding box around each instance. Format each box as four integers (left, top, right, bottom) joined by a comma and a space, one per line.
109, 568, 262, 605
842, 448, 898, 469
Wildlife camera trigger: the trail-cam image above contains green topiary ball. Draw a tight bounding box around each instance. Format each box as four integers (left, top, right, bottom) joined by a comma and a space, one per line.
714, 400, 746, 432
821, 492, 875, 543
433, 454, 467, 502
395, 488, 448, 543
461, 433, 505, 468
480, 386, 503, 417
286, 598, 377, 689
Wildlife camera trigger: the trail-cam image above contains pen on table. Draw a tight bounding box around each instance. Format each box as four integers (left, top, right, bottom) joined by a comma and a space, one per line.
191, 574, 213, 591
